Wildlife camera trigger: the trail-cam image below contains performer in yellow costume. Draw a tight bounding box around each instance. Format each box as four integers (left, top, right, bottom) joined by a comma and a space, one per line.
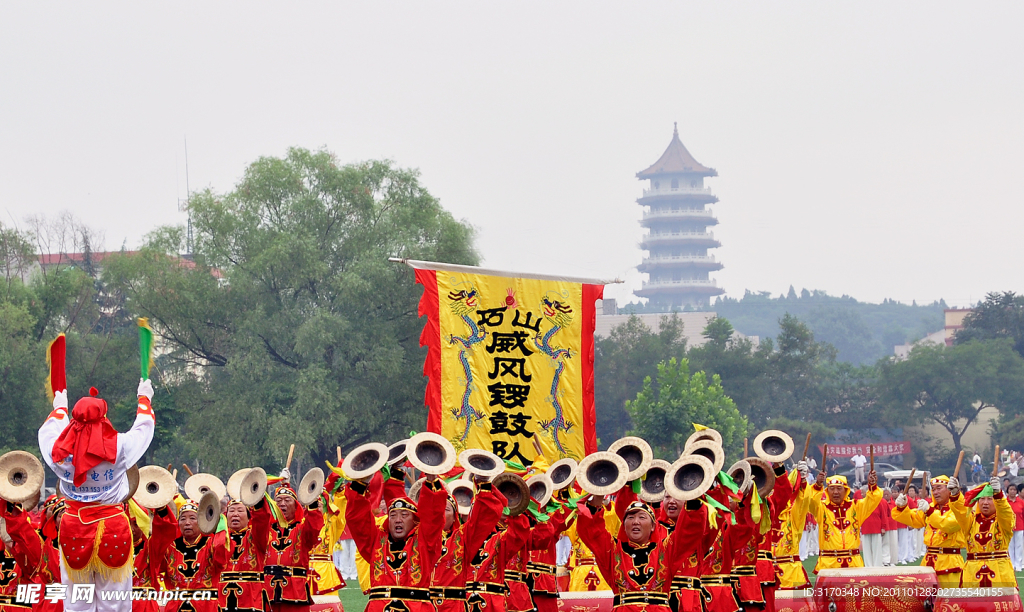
310, 470, 347, 595
773, 464, 813, 588
950, 479, 1018, 588
892, 474, 966, 588
807, 471, 882, 571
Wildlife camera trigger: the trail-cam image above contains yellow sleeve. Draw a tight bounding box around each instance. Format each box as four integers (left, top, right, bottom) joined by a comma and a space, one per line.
892, 506, 926, 529
807, 485, 823, 522
854, 486, 883, 524
789, 483, 812, 534
603, 504, 621, 535
995, 496, 1016, 538
948, 494, 973, 534
322, 491, 348, 550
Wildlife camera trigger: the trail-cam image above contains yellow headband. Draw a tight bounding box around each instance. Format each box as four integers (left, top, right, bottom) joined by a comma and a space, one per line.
931, 475, 950, 485
826, 475, 848, 487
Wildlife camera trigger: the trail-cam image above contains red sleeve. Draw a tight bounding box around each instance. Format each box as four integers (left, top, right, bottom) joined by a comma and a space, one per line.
148, 506, 178, 590
382, 470, 408, 506
0, 504, 43, 579
463, 486, 506, 560
575, 503, 616, 592
367, 472, 385, 512
770, 470, 794, 514
529, 519, 558, 551
502, 514, 530, 558
345, 482, 385, 560
416, 480, 447, 570
299, 507, 324, 552
207, 530, 231, 572
663, 503, 706, 575
614, 485, 638, 522
250, 500, 272, 557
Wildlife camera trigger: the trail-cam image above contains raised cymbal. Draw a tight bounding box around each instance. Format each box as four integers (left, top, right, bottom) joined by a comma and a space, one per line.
134, 465, 178, 509
0, 451, 45, 505
184, 473, 226, 502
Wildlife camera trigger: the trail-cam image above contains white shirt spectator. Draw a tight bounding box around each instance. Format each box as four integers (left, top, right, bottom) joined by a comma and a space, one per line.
852, 454, 868, 468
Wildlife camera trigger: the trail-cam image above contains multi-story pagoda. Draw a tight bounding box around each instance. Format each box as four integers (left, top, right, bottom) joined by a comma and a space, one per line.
635, 124, 724, 310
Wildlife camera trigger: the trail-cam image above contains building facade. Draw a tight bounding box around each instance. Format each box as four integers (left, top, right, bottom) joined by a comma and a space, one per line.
635, 124, 724, 311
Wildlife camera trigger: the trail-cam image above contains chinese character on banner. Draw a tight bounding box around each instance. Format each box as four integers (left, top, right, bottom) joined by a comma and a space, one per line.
413, 262, 603, 462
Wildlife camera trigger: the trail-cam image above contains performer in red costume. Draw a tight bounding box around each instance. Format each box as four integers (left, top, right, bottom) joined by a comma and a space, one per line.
429, 482, 505, 612
130, 505, 176, 612
38, 380, 155, 612
264, 485, 324, 612
700, 483, 741, 612
657, 495, 709, 612
526, 507, 571, 612
0, 501, 44, 612
756, 463, 794, 612
465, 513, 529, 612
576, 494, 702, 612
219, 496, 272, 612
346, 473, 445, 612
158, 499, 230, 612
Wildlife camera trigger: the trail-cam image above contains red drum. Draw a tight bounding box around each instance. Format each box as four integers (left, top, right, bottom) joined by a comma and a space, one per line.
311, 594, 346, 612
813, 566, 938, 612
774, 588, 815, 612
934, 587, 1022, 612
558, 591, 614, 612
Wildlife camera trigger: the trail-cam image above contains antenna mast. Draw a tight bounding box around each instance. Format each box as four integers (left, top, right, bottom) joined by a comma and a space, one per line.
177, 137, 194, 256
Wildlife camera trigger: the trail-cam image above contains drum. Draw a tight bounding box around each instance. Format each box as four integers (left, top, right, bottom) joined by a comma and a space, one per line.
775, 588, 815, 612
814, 566, 938, 612
934, 587, 1021, 612
558, 591, 613, 612
310, 594, 345, 612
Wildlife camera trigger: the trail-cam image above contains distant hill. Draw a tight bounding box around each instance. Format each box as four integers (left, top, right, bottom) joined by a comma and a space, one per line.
619, 287, 946, 365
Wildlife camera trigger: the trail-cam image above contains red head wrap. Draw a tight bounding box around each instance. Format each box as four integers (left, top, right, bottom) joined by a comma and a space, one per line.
50, 390, 118, 487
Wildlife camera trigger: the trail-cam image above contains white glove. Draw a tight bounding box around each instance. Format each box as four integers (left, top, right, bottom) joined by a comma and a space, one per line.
947, 477, 960, 497
137, 378, 154, 400
279, 468, 291, 481
895, 493, 908, 509
52, 389, 68, 411
991, 477, 1001, 491
917, 498, 930, 512
796, 460, 808, 475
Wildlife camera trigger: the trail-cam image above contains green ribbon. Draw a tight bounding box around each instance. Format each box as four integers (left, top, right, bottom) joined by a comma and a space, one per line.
527, 499, 549, 522
504, 459, 527, 472
381, 464, 392, 481
717, 471, 739, 493
631, 479, 642, 494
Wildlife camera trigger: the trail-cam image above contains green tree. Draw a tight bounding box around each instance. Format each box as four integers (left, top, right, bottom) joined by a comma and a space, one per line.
104, 149, 477, 474
955, 292, 1024, 359
594, 314, 687, 444
627, 357, 748, 459
687, 317, 767, 419
748, 314, 836, 425
878, 340, 1024, 456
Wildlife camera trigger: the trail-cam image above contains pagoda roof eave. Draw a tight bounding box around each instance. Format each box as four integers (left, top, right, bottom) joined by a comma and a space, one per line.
637, 123, 716, 178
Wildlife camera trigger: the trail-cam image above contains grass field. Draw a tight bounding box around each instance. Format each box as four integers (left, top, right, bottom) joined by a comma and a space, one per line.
326, 559, 1024, 611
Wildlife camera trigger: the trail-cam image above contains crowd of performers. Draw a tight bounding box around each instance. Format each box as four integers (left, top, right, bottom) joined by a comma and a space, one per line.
0, 382, 1019, 612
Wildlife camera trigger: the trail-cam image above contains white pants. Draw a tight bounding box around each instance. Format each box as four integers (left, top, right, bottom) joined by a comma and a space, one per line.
861, 533, 883, 567
915, 528, 926, 558
855, 467, 866, 485
881, 531, 892, 565
338, 538, 358, 580
1010, 531, 1024, 571
897, 528, 911, 563
886, 530, 898, 565
60, 562, 132, 612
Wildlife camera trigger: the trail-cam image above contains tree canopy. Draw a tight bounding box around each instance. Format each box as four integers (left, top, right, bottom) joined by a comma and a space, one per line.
104, 148, 477, 474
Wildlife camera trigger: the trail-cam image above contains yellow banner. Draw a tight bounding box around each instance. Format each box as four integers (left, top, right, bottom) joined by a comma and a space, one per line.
433, 272, 594, 463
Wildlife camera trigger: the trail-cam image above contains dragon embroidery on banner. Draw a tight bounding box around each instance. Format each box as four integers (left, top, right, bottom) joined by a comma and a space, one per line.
447, 282, 487, 447
533, 291, 577, 458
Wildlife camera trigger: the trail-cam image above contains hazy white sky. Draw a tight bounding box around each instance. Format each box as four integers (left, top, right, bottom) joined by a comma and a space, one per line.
2, 2, 1021, 308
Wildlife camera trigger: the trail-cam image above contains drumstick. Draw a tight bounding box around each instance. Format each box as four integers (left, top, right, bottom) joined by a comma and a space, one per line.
744, 438, 749, 457
821, 444, 829, 477
286, 444, 295, 472
801, 433, 812, 461
953, 450, 965, 482
869, 445, 874, 473
993, 445, 1000, 478
166, 463, 172, 471
171, 469, 178, 481
903, 469, 916, 495
336, 446, 343, 467
182, 464, 194, 477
